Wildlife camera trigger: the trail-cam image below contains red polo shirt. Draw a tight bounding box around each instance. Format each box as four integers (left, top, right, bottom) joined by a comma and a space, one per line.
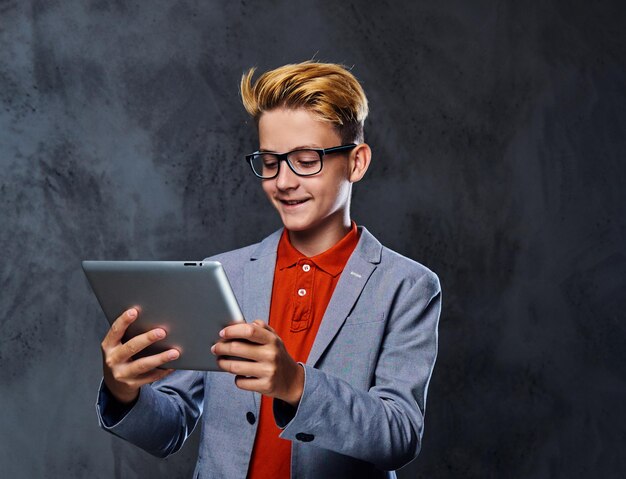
247, 223, 360, 479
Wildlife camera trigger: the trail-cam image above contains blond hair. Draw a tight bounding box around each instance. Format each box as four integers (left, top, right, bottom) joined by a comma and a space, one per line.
240, 61, 369, 143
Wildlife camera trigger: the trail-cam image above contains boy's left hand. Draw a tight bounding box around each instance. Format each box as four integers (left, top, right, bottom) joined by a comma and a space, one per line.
211, 320, 304, 407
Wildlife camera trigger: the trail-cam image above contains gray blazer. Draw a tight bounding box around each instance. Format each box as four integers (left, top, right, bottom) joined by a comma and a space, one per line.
97, 226, 441, 479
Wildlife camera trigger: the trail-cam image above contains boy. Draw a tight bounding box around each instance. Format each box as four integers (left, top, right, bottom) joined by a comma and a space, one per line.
97, 61, 441, 479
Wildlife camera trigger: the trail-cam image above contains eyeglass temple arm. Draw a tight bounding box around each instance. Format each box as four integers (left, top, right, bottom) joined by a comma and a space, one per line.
322, 144, 358, 155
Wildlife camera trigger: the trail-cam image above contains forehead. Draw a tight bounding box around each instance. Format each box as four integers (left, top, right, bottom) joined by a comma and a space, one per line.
258, 107, 340, 150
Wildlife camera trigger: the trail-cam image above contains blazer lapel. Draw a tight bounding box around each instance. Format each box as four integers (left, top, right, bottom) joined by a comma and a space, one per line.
243, 254, 275, 324
306, 227, 382, 367
242, 230, 282, 324
242, 229, 282, 412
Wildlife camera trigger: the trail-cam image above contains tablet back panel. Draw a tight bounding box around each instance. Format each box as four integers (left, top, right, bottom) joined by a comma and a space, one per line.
82, 261, 244, 370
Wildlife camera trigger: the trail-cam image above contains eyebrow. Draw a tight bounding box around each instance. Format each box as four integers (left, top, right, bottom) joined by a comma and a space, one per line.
258, 144, 323, 153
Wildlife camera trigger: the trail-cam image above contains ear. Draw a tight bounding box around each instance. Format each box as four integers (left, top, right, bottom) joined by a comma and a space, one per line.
348, 143, 372, 183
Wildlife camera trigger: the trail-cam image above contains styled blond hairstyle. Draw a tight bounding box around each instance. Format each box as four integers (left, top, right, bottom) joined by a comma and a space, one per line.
240, 61, 369, 143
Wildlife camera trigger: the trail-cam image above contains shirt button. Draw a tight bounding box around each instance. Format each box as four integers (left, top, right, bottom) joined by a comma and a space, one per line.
246, 412, 256, 425
302, 264, 311, 272
297, 288, 306, 297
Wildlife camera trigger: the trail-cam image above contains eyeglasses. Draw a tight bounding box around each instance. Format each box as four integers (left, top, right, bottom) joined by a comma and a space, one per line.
245, 144, 357, 179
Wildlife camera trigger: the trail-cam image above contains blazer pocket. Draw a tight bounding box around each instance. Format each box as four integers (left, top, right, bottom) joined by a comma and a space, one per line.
343, 312, 385, 326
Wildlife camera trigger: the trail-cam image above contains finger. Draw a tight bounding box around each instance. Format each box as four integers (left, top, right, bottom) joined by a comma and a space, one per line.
216, 356, 261, 377
220, 322, 272, 344
111, 327, 169, 363
127, 349, 180, 377
252, 319, 276, 333
233, 375, 264, 393
212, 339, 263, 361
102, 308, 138, 350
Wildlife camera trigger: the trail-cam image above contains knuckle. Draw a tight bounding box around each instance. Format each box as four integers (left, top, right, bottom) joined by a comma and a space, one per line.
118, 316, 132, 328
125, 341, 138, 355
265, 349, 278, 363
104, 357, 115, 370
229, 360, 241, 375
136, 361, 149, 374
263, 378, 275, 395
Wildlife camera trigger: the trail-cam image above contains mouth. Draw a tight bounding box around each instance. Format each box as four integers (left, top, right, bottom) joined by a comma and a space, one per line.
279, 198, 309, 206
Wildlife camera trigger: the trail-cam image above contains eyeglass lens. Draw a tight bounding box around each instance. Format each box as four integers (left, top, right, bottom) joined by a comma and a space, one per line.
250, 150, 322, 178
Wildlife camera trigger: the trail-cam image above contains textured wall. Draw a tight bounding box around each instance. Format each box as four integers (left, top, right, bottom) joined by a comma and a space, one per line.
1, 1, 625, 478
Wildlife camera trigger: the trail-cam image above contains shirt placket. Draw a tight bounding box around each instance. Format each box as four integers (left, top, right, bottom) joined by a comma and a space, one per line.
291, 259, 314, 332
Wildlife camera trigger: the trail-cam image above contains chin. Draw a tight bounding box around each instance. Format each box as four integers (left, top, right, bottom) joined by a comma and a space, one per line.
279, 216, 315, 232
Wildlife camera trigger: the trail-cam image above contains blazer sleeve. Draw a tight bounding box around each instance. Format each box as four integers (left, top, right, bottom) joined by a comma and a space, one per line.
95, 369, 204, 458
273, 269, 441, 471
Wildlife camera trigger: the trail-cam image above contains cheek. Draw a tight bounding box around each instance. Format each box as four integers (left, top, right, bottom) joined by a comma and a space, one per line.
261, 181, 274, 199
318, 178, 351, 209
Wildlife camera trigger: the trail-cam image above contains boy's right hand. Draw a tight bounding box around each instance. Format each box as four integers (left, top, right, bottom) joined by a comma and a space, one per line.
101, 308, 179, 404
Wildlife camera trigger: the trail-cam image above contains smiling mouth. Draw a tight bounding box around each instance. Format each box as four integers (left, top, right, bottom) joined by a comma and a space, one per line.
280, 199, 309, 206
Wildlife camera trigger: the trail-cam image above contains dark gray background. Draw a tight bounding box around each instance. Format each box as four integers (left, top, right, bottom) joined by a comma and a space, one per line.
1, 1, 625, 478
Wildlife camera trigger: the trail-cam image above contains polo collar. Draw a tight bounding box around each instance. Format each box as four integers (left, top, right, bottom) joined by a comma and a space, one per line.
275, 222, 360, 277
249, 224, 383, 266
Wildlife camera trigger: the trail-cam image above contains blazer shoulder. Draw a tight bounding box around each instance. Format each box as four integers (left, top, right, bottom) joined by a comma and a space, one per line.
202, 228, 282, 269
379, 245, 441, 294
204, 243, 257, 266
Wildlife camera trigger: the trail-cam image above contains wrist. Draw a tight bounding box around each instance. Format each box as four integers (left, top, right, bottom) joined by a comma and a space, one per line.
283, 363, 305, 407
103, 377, 140, 405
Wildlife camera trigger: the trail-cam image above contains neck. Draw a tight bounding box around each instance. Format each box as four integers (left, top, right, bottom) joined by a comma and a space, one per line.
288, 210, 352, 257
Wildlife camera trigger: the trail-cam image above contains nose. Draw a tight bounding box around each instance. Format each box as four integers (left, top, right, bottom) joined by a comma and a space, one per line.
275, 160, 300, 191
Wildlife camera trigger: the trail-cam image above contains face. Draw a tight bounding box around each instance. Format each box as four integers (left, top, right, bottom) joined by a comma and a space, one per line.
257, 108, 353, 236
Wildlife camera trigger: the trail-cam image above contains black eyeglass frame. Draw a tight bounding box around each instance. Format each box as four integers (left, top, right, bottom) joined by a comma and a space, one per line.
245, 143, 357, 179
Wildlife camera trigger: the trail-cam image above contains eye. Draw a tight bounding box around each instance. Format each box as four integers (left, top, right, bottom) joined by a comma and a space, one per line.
291, 151, 320, 170
260, 155, 278, 169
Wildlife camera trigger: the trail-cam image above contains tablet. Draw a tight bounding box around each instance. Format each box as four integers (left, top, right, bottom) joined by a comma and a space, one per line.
82, 260, 245, 371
